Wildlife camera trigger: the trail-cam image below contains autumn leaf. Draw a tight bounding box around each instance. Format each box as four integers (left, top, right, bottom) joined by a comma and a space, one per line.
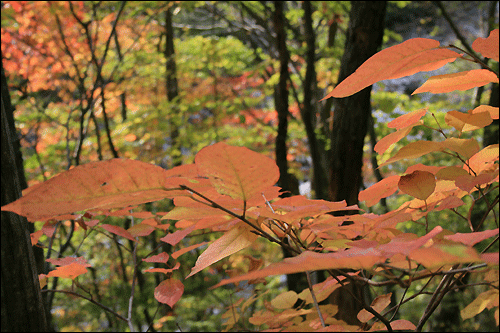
387, 108, 427, 129
472, 29, 499, 61
47, 263, 88, 280
444, 228, 499, 246
143, 252, 170, 264
1, 159, 177, 221
186, 223, 258, 278
101, 224, 137, 242
412, 69, 499, 95
380, 141, 442, 167
321, 38, 460, 99
271, 291, 298, 309
195, 142, 279, 201
154, 278, 184, 307
357, 293, 392, 323
374, 123, 422, 155
398, 170, 436, 200
445, 109, 493, 132
358, 175, 400, 207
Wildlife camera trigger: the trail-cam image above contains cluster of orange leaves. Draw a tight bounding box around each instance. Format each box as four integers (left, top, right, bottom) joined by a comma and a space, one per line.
2, 29, 499, 331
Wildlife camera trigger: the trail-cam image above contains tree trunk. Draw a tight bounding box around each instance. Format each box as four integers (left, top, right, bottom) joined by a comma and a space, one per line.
1, 53, 49, 332
328, 1, 387, 325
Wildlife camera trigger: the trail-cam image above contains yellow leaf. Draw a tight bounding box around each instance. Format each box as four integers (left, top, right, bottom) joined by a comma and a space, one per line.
445, 110, 492, 132
271, 291, 299, 309
187, 224, 258, 278
461, 289, 499, 320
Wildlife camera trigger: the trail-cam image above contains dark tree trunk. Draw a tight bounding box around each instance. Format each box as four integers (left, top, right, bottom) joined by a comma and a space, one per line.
1, 53, 49, 331
273, 1, 292, 197
302, 1, 329, 200
327, 1, 387, 325
165, 3, 182, 168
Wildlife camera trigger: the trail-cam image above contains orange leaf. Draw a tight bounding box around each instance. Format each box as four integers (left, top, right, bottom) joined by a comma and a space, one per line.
358, 175, 400, 207
412, 69, 499, 95
471, 105, 499, 120
171, 242, 208, 259
322, 38, 460, 99
47, 262, 88, 280
472, 29, 499, 61
468, 144, 499, 174
445, 228, 499, 246
358, 293, 392, 323
380, 141, 442, 167
445, 110, 493, 132
398, 171, 436, 200
143, 252, 170, 264
374, 123, 421, 155
101, 224, 137, 242
127, 223, 155, 237
160, 225, 195, 246
441, 137, 480, 160
1, 159, 176, 221
186, 223, 258, 278
195, 142, 279, 201
387, 108, 427, 129
154, 278, 184, 307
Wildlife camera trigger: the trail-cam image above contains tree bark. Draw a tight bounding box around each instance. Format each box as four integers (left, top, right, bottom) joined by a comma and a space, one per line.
1, 53, 49, 331
328, 1, 387, 325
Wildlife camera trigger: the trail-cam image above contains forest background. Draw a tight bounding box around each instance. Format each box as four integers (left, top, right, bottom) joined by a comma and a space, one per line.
1, 1, 498, 332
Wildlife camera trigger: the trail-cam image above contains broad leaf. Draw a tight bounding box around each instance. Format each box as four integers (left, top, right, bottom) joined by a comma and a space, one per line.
398, 171, 436, 200
387, 108, 427, 129
374, 122, 422, 155
412, 69, 499, 95
358, 175, 400, 207
357, 293, 392, 323
186, 223, 258, 278
380, 141, 442, 167
321, 38, 460, 99
445, 109, 493, 132
472, 29, 499, 61
1, 159, 176, 221
195, 142, 279, 201
154, 278, 184, 307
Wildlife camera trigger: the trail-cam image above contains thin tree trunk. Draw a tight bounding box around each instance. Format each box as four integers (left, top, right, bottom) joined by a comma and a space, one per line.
328, 1, 387, 325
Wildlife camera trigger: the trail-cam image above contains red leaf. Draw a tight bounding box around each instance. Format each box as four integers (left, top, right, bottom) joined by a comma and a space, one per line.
143, 252, 170, 264
445, 229, 499, 246
101, 224, 137, 242
154, 278, 184, 307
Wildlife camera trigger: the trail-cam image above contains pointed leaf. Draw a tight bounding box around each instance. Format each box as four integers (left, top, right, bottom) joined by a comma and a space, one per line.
445, 228, 499, 246
374, 123, 422, 155
46, 263, 88, 280
101, 224, 137, 242
1, 159, 177, 221
398, 171, 436, 200
413, 69, 499, 95
271, 291, 299, 309
195, 142, 279, 201
143, 252, 170, 264
380, 141, 442, 167
387, 108, 427, 129
472, 29, 499, 61
357, 293, 392, 323
154, 278, 184, 307
186, 224, 258, 278
322, 38, 460, 99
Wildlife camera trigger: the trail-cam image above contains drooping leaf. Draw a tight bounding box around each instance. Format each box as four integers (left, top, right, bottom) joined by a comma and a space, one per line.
374, 122, 422, 155
154, 278, 184, 307
472, 29, 499, 61
195, 142, 279, 201
101, 224, 137, 242
398, 170, 436, 200
46, 263, 88, 280
412, 69, 499, 95
1, 159, 177, 221
321, 38, 460, 99
444, 228, 499, 246
186, 223, 258, 278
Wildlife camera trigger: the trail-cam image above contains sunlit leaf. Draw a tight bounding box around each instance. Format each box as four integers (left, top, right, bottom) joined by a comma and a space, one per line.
187, 224, 257, 278
445, 110, 492, 132
1, 159, 176, 221
380, 141, 442, 167
322, 38, 460, 99
398, 170, 436, 200
445, 229, 499, 246
472, 29, 499, 61
374, 122, 422, 155
195, 142, 279, 201
387, 108, 427, 129
413, 69, 499, 95
154, 278, 184, 307
46, 263, 88, 280
358, 175, 400, 207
